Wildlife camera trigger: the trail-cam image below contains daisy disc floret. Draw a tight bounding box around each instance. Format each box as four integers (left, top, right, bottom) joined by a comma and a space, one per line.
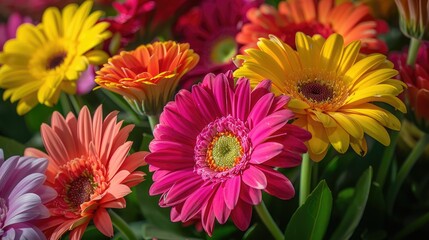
146, 72, 311, 235
95, 41, 199, 116
0, 1, 111, 115
0, 149, 56, 240
234, 33, 406, 161
25, 105, 148, 239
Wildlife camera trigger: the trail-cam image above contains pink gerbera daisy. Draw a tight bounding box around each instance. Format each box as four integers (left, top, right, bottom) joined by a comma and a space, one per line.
25, 105, 148, 239
174, 0, 262, 89
146, 71, 311, 235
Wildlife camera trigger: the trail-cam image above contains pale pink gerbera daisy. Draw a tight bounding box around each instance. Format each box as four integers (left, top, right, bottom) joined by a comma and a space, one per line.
146, 71, 311, 235
25, 105, 148, 239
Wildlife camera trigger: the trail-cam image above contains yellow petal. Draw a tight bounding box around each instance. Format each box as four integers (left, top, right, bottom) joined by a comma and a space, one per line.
85, 50, 109, 65
42, 6, 62, 40
319, 33, 344, 72
347, 114, 391, 146
328, 111, 364, 139
325, 121, 350, 153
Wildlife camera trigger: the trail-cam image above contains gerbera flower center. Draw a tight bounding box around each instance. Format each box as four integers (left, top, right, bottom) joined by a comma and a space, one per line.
206, 132, 243, 171
285, 69, 348, 110
49, 155, 108, 217
210, 36, 238, 64
298, 81, 334, 102
46, 52, 67, 70
0, 198, 7, 232
66, 176, 95, 208
195, 115, 251, 182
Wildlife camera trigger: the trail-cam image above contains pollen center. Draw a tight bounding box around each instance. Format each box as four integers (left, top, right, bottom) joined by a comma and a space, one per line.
66, 176, 94, 208
47, 52, 67, 70
210, 36, 237, 64
207, 132, 243, 172
298, 81, 334, 102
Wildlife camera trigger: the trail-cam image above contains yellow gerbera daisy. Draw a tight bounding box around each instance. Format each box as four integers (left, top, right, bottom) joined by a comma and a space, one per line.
233, 32, 406, 161
0, 1, 111, 115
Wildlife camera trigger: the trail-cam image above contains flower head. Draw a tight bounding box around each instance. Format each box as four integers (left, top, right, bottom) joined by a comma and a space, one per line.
0, 149, 56, 240
0, 1, 111, 115
234, 33, 406, 161
391, 42, 429, 131
395, 0, 429, 40
25, 106, 147, 239
146, 72, 311, 235
174, 0, 263, 89
95, 41, 199, 116
237, 0, 388, 54
0, 13, 31, 51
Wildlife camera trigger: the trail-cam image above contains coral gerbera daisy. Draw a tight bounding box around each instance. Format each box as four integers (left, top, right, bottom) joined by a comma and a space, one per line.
24, 106, 147, 239
236, 0, 388, 54
146, 71, 311, 235
234, 33, 406, 161
95, 41, 199, 116
0, 149, 56, 240
0, 1, 111, 115
174, 0, 262, 89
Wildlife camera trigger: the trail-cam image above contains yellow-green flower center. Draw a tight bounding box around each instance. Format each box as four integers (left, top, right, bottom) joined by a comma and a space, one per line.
210, 37, 237, 64
206, 132, 243, 172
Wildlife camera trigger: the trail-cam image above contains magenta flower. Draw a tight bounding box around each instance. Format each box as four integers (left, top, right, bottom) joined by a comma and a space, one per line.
174, 0, 263, 89
0, 149, 56, 240
146, 72, 311, 235
0, 12, 31, 51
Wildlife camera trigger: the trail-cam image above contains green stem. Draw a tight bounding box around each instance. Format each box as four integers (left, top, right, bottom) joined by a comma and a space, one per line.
102, 90, 140, 123
387, 133, 429, 213
299, 153, 312, 206
109, 209, 138, 240
254, 201, 284, 240
60, 93, 72, 115
406, 37, 422, 66
147, 114, 159, 133
67, 94, 81, 114
376, 130, 400, 188
394, 211, 429, 240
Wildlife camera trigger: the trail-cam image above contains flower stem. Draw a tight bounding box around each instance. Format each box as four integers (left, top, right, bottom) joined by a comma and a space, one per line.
406, 37, 422, 66
102, 89, 140, 124
254, 201, 284, 240
109, 209, 138, 240
299, 152, 312, 206
376, 130, 400, 188
60, 93, 72, 115
393, 211, 429, 240
67, 94, 81, 114
387, 133, 429, 213
148, 114, 159, 133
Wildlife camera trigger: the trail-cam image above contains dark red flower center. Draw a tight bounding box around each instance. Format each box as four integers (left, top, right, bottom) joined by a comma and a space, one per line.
46, 52, 67, 70
66, 176, 94, 208
298, 81, 334, 102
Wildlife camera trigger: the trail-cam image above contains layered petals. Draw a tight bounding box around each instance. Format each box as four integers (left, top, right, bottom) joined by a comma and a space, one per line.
146, 71, 310, 235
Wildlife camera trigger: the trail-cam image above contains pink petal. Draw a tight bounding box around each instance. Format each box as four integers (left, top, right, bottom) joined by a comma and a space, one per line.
100, 184, 131, 204
259, 166, 295, 200
249, 110, 292, 146
201, 199, 216, 236
247, 93, 274, 128
94, 208, 114, 237
242, 165, 267, 189
250, 142, 283, 164
41, 124, 70, 165
240, 184, 262, 205
212, 73, 233, 115
213, 186, 231, 224
149, 169, 194, 195
163, 175, 204, 206
69, 221, 89, 240
181, 184, 215, 222
191, 85, 220, 122
233, 78, 250, 120
224, 176, 241, 210
77, 106, 93, 154
230, 200, 252, 231
145, 151, 194, 170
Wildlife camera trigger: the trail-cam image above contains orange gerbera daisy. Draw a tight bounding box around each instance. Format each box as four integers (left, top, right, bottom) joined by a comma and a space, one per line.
236, 0, 388, 54
25, 105, 147, 239
95, 41, 199, 116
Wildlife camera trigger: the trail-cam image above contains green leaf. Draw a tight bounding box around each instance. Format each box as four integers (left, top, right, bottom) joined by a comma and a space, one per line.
0, 135, 26, 158
330, 166, 373, 240
284, 180, 333, 240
